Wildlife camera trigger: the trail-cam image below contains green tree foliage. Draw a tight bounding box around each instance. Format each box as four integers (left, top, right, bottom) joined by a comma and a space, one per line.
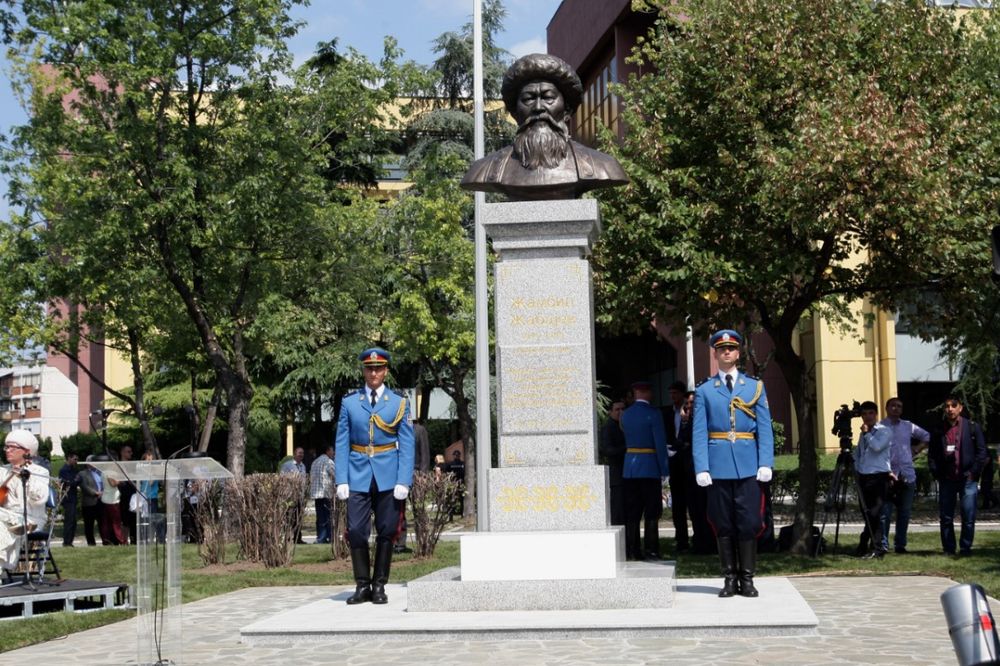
599, 0, 997, 552
1, 1, 415, 475
430, 0, 509, 108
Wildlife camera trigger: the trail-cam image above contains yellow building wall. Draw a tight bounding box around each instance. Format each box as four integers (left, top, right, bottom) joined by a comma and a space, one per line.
103, 347, 135, 400
808, 301, 897, 453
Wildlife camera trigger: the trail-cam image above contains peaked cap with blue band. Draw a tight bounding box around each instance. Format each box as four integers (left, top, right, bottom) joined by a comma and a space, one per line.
359, 347, 391, 366
709, 330, 742, 349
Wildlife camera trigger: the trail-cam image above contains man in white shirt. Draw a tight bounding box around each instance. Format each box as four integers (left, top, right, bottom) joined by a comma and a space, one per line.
879, 397, 930, 554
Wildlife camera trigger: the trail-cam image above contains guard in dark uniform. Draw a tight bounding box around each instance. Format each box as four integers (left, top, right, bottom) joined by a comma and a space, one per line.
621, 381, 669, 560
335, 347, 415, 605
692, 330, 773, 598
599, 399, 627, 526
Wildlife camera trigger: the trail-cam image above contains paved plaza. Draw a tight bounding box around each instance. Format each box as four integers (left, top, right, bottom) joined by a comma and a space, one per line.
3, 574, 983, 664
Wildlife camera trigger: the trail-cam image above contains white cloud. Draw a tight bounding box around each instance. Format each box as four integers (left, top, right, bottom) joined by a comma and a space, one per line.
507, 36, 546, 58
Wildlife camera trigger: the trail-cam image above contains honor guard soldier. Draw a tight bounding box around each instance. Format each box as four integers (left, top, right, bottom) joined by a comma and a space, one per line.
335, 347, 415, 605
693, 330, 774, 598
621, 381, 669, 561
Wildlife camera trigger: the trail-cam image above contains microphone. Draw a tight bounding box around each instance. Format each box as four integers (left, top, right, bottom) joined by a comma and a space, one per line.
18, 467, 30, 481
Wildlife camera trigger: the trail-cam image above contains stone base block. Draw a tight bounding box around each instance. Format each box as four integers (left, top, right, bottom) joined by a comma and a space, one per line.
488, 466, 609, 531
461, 529, 621, 581
406, 561, 675, 612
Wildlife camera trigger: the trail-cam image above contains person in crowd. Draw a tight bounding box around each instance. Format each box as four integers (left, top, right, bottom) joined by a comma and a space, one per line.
310, 444, 336, 544
335, 347, 414, 605
117, 444, 137, 545
599, 398, 627, 527
281, 446, 307, 544
928, 395, 988, 556
693, 330, 773, 598
59, 452, 81, 546
79, 456, 103, 545
0, 430, 50, 570
621, 381, 669, 561
879, 397, 930, 554
853, 401, 892, 559
665, 380, 694, 552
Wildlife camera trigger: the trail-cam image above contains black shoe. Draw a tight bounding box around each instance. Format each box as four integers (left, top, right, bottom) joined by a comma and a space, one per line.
894, 547, 907, 554
644, 553, 662, 562
860, 550, 885, 560
346, 583, 372, 605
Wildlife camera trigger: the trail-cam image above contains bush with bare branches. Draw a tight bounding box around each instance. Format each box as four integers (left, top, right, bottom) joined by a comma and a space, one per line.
328, 498, 349, 560
409, 470, 463, 558
189, 479, 230, 566
227, 473, 307, 568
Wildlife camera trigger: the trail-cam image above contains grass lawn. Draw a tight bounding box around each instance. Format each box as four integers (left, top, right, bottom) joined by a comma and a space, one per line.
1, 530, 998, 654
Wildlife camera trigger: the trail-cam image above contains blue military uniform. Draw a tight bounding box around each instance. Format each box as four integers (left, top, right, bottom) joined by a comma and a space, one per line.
692, 329, 774, 598
336, 347, 415, 606
620, 393, 669, 560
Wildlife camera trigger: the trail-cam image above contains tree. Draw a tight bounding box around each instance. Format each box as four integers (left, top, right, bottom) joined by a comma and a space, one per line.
2, 1, 408, 475
598, 0, 997, 552
430, 0, 509, 109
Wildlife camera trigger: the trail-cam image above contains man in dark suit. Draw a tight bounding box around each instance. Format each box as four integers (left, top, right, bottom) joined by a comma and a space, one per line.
599, 399, 626, 527
664, 381, 694, 552
928, 394, 988, 556
621, 382, 669, 561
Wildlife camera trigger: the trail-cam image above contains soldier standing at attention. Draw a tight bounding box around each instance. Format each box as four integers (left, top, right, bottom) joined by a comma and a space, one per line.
693, 330, 774, 598
621, 381, 669, 561
335, 348, 415, 605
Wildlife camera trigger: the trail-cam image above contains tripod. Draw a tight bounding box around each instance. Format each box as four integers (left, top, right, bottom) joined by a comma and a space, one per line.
815, 438, 874, 557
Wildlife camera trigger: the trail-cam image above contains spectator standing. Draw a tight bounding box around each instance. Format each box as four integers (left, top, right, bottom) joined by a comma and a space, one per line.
281, 446, 307, 544
99, 468, 125, 546
853, 401, 892, 559
79, 457, 103, 545
879, 397, 930, 554
413, 419, 431, 474
928, 395, 988, 556
665, 380, 694, 552
310, 444, 336, 544
621, 381, 669, 561
59, 453, 81, 546
117, 444, 137, 545
599, 399, 627, 527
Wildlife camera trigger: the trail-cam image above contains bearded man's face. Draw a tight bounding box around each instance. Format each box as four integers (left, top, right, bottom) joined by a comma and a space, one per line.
512, 80, 571, 170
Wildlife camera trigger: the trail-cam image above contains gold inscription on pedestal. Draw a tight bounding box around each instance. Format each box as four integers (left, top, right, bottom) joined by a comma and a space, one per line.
495, 483, 598, 513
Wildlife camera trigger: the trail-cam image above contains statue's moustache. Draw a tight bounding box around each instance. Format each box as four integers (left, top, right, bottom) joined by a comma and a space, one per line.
517, 112, 567, 134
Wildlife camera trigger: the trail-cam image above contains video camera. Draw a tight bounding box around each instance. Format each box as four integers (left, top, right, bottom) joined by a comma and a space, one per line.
831, 401, 863, 450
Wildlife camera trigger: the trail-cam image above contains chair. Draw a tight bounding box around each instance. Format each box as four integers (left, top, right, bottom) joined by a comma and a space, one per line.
1, 486, 61, 585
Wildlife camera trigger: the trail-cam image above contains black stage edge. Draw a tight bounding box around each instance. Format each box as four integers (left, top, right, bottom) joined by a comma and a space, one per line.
0, 579, 129, 620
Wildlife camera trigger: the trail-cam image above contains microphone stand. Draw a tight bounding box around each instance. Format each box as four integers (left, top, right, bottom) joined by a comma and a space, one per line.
18, 468, 35, 590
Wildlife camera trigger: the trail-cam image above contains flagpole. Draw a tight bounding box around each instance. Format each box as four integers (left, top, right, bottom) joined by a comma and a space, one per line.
472, 0, 490, 532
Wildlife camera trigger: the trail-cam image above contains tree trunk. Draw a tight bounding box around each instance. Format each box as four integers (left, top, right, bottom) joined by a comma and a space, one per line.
769, 333, 818, 555
449, 371, 477, 520
127, 328, 159, 457
222, 372, 253, 477
198, 382, 222, 453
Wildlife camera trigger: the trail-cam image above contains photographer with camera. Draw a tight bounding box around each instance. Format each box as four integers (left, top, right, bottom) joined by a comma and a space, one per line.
854, 401, 892, 559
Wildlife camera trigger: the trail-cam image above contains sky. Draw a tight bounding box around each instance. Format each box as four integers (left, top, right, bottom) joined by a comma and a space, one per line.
0, 0, 565, 219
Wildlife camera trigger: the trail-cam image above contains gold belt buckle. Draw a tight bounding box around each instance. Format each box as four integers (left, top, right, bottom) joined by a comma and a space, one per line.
366, 444, 375, 457
727, 431, 737, 443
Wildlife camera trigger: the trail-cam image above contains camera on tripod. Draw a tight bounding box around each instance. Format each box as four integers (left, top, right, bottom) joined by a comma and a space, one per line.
831, 401, 863, 451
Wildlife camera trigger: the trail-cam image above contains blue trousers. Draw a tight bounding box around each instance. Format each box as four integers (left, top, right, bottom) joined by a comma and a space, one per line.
881, 480, 915, 551
706, 477, 765, 541
938, 478, 978, 554
314, 498, 331, 544
346, 479, 400, 549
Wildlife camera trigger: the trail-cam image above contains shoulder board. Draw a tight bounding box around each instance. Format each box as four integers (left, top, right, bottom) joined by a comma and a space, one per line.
744, 374, 760, 381
696, 377, 712, 388
344, 389, 359, 398
392, 389, 407, 398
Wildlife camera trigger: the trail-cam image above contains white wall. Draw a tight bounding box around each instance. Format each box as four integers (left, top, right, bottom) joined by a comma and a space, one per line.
39, 366, 80, 455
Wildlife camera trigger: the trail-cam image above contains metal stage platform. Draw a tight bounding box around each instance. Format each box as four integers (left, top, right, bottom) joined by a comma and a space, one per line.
0, 579, 130, 620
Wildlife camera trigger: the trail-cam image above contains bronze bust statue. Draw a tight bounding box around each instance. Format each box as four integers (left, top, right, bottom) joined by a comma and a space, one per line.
461, 53, 628, 201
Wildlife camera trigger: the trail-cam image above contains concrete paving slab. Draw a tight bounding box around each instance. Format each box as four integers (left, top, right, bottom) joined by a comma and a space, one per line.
240, 575, 817, 645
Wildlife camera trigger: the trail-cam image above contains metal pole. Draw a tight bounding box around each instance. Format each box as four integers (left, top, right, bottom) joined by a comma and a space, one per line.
685, 324, 695, 389
472, 0, 490, 532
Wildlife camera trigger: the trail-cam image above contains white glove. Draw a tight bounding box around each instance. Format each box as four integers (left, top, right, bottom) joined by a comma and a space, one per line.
696, 472, 712, 487
336, 484, 349, 501
393, 484, 409, 501
661, 476, 669, 486
756, 467, 773, 483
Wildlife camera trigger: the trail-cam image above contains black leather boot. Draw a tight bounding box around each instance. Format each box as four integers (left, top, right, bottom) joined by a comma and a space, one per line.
371, 540, 393, 605
738, 539, 759, 598
346, 547, 372, 605
717, 537, 738, 598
